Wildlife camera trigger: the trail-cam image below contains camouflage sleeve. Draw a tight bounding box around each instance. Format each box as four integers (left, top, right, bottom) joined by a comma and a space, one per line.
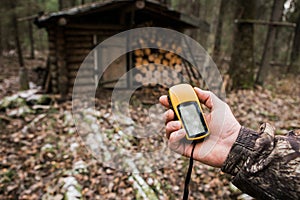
221, 123, 300, 200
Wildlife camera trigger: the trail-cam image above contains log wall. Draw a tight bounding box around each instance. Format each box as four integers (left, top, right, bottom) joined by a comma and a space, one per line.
46, 24, 200, 96
47, 24, 121, 96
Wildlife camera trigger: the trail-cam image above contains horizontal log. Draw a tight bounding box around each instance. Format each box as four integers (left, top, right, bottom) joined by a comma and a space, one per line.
234, 19, 296, 27
65, 30, 117, 36
71, 85, 95, 93
69, 77, 96, 87
67, 56, 87, 63
48, 42, 56, 49
68, 70, 94, 79
49, 47, 56, 53
65, 36, 92, 42
68, 59, 94, 65
49, 55, 56, 62
68, 64, 81, 71
66, 42, 93, 48
51, 71, 58, 77
66, 49, 91, 57
51, 79, 58, 85
66, 24, 125, 30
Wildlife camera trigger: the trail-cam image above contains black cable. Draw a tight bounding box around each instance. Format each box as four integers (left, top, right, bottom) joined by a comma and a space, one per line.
182, 141, 197, 200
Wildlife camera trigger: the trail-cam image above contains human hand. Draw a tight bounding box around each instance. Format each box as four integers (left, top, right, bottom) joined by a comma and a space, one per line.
159, 87, 241, 167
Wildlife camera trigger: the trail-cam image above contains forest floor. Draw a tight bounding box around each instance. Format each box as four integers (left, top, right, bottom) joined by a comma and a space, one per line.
0, 55, 299, 200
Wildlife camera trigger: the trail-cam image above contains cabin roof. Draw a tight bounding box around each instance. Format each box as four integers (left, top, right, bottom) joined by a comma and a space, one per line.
35, 0, 208, 31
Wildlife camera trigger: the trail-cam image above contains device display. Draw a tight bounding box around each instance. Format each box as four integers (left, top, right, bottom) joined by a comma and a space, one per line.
178, 102, 207, 137
168, 84, 209, 140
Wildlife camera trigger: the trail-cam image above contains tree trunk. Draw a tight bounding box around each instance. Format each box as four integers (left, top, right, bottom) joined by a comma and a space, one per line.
58, 0, 63, 10
11, 1, 29, 90
81, 0, 85, 5
0, 18, 3, 60
0, 19, 3, 69
213, 0, 227, 63
190, 0, 201, 40
12, 11, 24, 67
256, 0, 285, 85
228, 0, 256, 90
28, 0, 35, 59
70, 0, 77, 7
28, 20, 35, 59
288, 5, 300, 73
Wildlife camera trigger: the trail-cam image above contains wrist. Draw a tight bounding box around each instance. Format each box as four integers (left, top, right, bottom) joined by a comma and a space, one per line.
221, 126, 259, 175
217, 124, 241, 167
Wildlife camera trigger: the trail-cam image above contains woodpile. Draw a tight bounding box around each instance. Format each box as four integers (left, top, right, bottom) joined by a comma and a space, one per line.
132, 47, 204, 87
129, 29, 203, 87
133, 46, 185, 86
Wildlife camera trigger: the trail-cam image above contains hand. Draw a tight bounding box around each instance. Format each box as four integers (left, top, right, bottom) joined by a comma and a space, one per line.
159, 87, 241, 168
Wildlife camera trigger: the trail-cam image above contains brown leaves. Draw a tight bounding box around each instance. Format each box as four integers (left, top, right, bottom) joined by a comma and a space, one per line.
1, 67, 299, 200
227, 87, 299, 133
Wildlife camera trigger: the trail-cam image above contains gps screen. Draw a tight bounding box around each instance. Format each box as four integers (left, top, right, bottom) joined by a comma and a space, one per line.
178, 102, 207, 137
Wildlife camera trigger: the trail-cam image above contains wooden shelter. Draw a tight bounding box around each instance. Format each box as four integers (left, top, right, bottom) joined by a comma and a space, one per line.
34, 0, 208, 97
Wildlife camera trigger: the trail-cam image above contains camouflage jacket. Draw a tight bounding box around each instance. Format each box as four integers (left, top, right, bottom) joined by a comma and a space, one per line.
221, 123, 300, 199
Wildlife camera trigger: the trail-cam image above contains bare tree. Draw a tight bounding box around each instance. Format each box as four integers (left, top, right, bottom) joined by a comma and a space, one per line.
256, 0, 285, 85
58, 0, 64, 10
190, 0, 201, 40
288, 1, 300, 73
10, 0, 29, 90
28, 0, 35, 59
0, 17, 3, 61
228, 0, 256, 90
213, 0, 227, 63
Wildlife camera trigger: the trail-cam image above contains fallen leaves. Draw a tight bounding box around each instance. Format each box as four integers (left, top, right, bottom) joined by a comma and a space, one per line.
0, 65, 299, 200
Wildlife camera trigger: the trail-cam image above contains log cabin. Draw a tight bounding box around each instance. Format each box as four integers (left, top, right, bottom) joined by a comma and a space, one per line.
34, 0, 208, 98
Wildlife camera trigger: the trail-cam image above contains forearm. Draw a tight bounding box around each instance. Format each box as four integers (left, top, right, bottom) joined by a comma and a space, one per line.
221, 123, 300, 200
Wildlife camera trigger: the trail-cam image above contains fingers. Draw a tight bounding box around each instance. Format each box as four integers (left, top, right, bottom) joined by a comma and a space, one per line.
166, 121, 181, 139
163, 109, 175, 124
159, 95, 169, 108
168, 129, 186, 144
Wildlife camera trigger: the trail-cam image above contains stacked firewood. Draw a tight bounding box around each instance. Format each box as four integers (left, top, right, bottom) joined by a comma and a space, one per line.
133, 48, 185, 86
130, 28, 203, 87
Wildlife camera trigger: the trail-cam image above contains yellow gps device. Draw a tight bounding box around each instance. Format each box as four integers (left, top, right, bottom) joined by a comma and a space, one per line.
168, 84, 209, 140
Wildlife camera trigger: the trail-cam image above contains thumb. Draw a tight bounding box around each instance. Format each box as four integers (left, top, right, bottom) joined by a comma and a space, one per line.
193, 87, 213, 109
194, 87, 224, 110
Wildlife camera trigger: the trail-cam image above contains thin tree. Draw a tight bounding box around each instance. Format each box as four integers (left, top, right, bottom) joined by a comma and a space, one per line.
10, 0, 29, 90
58, 0, 64, 10
288, 1, 300, 73
70, 0, 77, 7
256, 0, 285, 85
28, 0, 35, 59
190, 0, 201, 41
0, 17, 3, 62
213, 0, 227, 64
228, 0, 256, 90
